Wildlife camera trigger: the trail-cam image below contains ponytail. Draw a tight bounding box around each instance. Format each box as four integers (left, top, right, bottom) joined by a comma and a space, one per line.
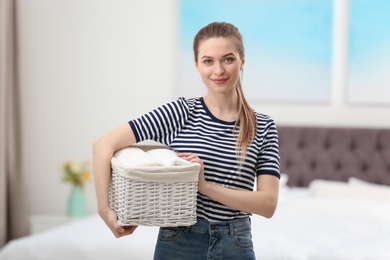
234, 77, 257, 160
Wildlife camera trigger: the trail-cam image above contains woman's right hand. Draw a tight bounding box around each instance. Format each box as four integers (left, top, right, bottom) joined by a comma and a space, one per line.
99, 207, 138, 238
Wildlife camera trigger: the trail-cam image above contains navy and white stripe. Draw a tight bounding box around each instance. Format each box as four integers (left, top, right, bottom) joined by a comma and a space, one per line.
129, 97, 280, 222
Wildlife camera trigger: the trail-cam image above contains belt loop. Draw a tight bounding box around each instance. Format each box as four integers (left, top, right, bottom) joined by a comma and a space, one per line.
228, 222, 234, 238
182, 226, 189, 233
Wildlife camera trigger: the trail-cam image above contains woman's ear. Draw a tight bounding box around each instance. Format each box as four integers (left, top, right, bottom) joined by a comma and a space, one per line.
195, 58, 200, 71
240, 54, 245, 70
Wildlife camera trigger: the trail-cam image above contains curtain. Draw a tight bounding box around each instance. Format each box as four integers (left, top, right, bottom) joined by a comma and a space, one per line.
0, 0, 28, 247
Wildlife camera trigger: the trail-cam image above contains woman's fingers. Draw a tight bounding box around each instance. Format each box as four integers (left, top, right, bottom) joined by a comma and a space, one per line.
178, 153, 204, 172
101, 208, 137, 238
177, 152, 205, 186
177, 152, 202, 164
112, 224, 138, 237
123, 225, 138, 235
176, 152, 193, 158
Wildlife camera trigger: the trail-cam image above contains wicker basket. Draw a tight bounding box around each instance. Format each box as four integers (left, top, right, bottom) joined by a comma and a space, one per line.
109, 144, 200, 227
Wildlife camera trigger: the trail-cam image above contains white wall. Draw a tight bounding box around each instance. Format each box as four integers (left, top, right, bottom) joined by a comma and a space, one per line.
18, 0, 180, 216
17, 0, 389, 217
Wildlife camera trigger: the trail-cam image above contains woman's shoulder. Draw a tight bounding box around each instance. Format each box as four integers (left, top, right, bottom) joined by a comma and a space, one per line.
176, 96, 202, 109
253, 110, 278, 133
253, 110, 274, 124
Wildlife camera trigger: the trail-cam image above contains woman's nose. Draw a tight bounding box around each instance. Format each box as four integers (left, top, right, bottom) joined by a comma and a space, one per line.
214, 63, 225, 76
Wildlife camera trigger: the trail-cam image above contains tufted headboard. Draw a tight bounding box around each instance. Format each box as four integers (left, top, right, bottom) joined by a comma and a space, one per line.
277, 126, 390, 187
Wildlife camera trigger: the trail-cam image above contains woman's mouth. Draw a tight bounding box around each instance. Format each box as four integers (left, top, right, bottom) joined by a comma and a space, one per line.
211, 78, 228, 84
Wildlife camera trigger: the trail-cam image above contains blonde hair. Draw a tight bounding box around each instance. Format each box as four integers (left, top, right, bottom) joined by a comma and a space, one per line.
193, 22, 257, 158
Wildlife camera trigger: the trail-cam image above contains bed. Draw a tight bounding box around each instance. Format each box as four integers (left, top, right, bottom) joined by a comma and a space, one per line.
1, 126, 390, 260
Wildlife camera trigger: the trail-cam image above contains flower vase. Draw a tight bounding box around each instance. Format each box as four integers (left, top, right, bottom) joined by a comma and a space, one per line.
67, 185, 86, 217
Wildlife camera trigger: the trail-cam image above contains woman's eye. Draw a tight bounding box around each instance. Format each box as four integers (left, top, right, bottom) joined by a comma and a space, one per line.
203, 59, 213, 64
224, 57, 234, 62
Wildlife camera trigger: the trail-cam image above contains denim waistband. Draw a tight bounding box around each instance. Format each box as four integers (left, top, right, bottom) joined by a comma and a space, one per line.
184, 217, 251, 236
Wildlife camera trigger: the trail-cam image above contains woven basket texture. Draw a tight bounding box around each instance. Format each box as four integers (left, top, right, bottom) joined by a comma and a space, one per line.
109, 143, 199, 227
110, 172, 198, 227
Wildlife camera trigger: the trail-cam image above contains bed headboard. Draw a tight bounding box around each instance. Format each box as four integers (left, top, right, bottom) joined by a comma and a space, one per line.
277, 126, 390, 187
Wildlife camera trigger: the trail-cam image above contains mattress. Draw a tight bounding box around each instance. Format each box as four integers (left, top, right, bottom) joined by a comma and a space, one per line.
1, 179, 390, 260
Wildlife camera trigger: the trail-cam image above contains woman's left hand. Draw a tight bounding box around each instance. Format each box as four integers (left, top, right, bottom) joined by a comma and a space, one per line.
177, 152, 207, 193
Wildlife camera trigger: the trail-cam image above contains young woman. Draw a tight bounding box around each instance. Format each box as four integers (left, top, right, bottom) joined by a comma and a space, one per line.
93, 21, 280, 260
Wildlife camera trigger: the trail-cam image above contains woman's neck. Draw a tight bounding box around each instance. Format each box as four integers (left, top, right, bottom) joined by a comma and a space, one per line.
203, 93, 239, 122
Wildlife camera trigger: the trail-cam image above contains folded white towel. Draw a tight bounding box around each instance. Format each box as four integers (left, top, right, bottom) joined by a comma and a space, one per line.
114, 147, 162, 167
147, 149, 191, 166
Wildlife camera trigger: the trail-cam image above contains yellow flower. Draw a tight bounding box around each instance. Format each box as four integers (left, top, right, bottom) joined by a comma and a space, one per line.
62, 160, 92, 188
82, 171, 90, 182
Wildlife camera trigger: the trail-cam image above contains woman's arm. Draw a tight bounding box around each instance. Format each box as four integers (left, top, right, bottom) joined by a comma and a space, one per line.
93, 123, 137, 237
200, 174, 279, 218
178, 153, 279, 218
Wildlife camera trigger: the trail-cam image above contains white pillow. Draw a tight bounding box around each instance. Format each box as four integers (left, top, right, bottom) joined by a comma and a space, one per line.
279, 173, 289, 188
283, 196, 390, 222
309, 179, 348, 197
348, 177, 390, 189
309, 179, 390, 203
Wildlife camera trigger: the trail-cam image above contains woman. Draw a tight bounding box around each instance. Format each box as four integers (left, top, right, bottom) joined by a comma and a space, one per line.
93, 21, 280, 259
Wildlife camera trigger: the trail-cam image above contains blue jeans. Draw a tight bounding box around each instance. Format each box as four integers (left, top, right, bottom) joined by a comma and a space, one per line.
153, 217, 255, 260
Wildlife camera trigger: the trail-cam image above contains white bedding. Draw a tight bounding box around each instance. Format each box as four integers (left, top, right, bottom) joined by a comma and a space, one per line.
1, 184, 390, 260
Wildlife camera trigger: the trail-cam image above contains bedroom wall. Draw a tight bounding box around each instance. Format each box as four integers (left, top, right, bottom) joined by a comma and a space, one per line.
17, 0, 390, 218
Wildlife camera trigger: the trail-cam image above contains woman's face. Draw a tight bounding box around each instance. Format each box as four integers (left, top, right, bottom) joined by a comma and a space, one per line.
195, 37, 244, 95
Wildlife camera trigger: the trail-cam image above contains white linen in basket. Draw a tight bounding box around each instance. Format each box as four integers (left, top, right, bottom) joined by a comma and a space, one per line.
113, 147, 161, 167
113, 144, 191, 167
146, 148, 191, 166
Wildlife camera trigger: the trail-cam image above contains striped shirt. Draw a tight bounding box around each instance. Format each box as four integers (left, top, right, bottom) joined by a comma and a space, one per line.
129, 97, 280, 222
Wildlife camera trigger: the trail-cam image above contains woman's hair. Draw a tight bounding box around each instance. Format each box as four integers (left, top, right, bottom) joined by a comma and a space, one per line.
193, 22, 257, 159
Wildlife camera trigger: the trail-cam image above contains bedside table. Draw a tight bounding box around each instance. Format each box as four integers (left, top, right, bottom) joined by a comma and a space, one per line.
29, 215, 75, 234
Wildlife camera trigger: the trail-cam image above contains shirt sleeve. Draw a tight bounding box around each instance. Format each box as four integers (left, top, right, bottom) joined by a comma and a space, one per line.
129, 97, 189, 145
256, 118, 281, 179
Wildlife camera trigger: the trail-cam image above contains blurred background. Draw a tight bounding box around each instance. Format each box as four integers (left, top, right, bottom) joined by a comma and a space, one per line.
1, 0, 389, 245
